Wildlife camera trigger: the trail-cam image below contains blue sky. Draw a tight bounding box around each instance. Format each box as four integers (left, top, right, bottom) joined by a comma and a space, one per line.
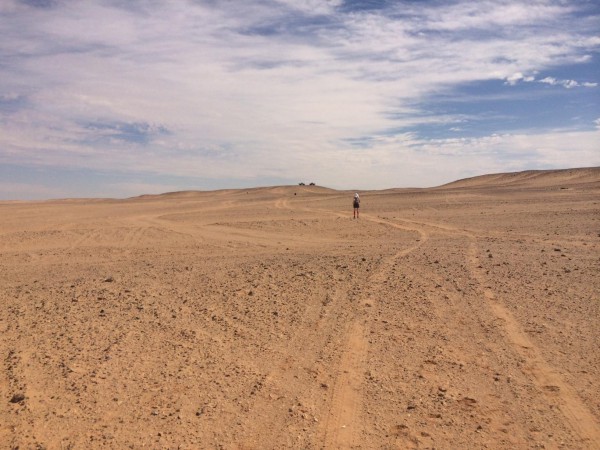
1, 0, 599, 199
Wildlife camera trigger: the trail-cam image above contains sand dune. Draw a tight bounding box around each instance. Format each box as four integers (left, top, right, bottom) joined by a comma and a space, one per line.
439, 167, 600, 189
1, 168, 599, 449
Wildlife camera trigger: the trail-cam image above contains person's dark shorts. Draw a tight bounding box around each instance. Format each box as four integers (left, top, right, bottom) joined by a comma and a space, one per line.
353, 201, 360, 208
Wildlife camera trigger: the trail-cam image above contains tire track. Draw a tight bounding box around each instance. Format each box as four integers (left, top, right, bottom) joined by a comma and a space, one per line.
322, 321, 368, 449
396, 214, 600, 447
467, 238, 600, 449
320, 213, 429, 448
347, 209, 600, 448
232, 270, 353, 447
272, 196, 432, 447
282, 197, 600, 447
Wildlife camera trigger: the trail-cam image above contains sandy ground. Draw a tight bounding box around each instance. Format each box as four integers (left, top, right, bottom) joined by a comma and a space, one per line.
1, 168, 599, 449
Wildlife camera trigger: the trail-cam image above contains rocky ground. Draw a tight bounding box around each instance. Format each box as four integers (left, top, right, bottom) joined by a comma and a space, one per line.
1, 168, 599, 449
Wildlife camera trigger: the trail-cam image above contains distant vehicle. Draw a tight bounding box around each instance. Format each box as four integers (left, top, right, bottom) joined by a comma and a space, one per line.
299, 182, 305, 186
309, 182, 316, 186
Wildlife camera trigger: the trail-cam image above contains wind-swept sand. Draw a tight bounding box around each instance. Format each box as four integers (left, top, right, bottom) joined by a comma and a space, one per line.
1, 168, 599, 449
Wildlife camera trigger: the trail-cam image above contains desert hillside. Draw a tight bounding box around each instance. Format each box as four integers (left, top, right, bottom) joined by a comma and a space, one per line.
439, 167, 600, 189
1, 168, 599, 449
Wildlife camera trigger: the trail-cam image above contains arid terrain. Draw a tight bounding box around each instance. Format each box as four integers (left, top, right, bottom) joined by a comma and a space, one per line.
1, 167, 599, 449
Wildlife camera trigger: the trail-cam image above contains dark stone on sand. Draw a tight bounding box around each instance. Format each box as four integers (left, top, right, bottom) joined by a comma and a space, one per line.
10, 393, 25, 403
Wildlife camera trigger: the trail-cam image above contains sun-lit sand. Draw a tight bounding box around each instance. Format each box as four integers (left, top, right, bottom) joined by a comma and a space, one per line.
1, 168, 599, 449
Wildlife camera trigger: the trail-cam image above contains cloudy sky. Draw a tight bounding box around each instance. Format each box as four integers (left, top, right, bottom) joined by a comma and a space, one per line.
1, 0, 599, 199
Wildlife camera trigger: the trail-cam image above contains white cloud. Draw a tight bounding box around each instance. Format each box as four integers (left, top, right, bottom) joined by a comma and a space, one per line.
421, 1, 569, 32
538, 76, 597, 89
273, 0, 343, 15
505, 72, 536, 85
564, 80, 579, 89
349, 128, 600, 188
540, 76, 558, 85
0, 0, 599, 197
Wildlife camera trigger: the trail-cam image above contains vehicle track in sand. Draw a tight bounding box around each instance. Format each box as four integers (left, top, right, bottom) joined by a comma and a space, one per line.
298, 197, 600, 448
316, 211, 430, 449
467, 239, 600, 449
269, 197, 434, 447
321, 319, 368, 449
397, 213, 600, 449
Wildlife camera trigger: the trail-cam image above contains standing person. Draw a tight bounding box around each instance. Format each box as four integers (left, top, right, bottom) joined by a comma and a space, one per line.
353, 193, 360, 219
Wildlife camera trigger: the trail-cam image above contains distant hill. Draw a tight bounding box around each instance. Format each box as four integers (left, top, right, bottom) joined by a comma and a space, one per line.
129, 184, 337, 201
437, 167, 600, 190
127, 169, 600, 201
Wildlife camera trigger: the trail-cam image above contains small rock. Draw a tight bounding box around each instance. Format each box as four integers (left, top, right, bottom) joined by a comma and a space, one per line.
104, 276, 114, 283
10, 393, 25, 403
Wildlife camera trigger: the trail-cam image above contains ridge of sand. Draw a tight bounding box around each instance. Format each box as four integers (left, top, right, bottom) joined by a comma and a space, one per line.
129, 185, 338, 202
1, 167, 596, 205
438, 166, 600, 189
1, 167, 599, 449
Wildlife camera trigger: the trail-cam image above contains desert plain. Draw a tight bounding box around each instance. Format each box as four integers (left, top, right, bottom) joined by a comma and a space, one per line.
0, 167, 599, 449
